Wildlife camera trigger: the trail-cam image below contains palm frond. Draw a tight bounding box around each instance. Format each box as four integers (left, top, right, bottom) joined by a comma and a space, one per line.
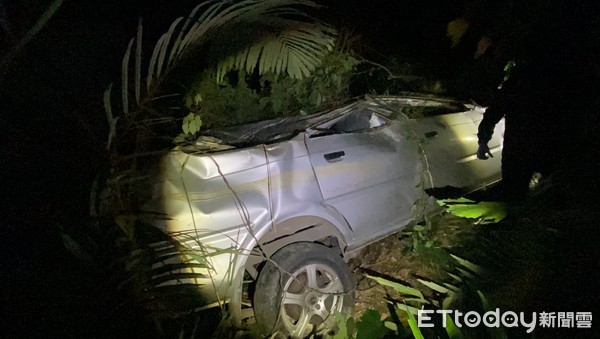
122, 38, 134, 117
135, 19, 143, 104
104, 0, 331, 150
104, 83, 118, 150
0, 0, 64, 70
147, 33, 168, 92
214, 22, 336, 82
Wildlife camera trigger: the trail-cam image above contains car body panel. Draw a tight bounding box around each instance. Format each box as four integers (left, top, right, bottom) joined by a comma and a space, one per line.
306, 121, 419, 249
148, 135, 355, 306
139, 95, 505, 318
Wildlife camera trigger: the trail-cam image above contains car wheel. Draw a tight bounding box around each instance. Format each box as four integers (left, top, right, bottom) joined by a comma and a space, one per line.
253, 242, 356, 338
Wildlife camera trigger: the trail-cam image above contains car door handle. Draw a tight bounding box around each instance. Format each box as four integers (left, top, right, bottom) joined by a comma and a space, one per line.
425, 131, 438, 138
324, 151, 345, 162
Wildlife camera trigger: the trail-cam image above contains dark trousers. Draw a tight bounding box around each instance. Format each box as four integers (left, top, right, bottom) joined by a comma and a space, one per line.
499, 128, 553, 199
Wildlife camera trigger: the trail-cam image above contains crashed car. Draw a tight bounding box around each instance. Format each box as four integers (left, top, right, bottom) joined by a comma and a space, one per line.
142, 95, 504, 337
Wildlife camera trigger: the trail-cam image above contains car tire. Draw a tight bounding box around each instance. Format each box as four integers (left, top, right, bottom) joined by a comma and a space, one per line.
253, 242, 356, 338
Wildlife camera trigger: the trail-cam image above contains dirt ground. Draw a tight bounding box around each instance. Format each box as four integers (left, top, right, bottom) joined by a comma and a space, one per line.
350, 234, 422, 319
348, 213, 472, 321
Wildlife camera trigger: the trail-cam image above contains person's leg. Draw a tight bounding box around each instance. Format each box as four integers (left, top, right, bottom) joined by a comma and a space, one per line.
499, 133, 535, 200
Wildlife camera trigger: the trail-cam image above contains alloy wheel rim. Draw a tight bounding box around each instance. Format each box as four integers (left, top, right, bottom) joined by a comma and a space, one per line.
280, 263, 345, 337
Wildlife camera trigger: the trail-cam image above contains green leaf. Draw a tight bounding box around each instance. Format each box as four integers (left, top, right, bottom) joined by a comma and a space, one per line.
456, 267, 476, 279
383, 320, 397, 332
404, 304, 425, 339
187, 115, 202, 134
417, 278, 452, 294
181, 113, 202, 135
504, 60, 516, 72
367, 275, 425, 299
443, 283, 460, 293
402, 297, 429, 304
396, 303, 423, 316
447, 272, 464, 283
1, 0, 64, 69
437, 197, 473, 206
342, 56, 357, 70
437, 198, 506, 223
445, 314, 464, 339
333, 312, 351, 339
356, 309, 387, 339
450, 254, 482, 274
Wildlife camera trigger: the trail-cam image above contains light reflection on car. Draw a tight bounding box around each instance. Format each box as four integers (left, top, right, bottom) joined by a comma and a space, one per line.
142, 94, 505, 337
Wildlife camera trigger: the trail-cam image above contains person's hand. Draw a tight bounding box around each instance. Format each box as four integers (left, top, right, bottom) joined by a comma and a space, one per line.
477, 143, 493, 160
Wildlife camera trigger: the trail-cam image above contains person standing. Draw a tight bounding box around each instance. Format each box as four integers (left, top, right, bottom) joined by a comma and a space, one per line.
476, 62, 558, 199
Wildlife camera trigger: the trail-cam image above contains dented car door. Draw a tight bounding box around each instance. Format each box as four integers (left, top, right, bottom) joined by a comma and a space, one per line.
305, 109, 420, 249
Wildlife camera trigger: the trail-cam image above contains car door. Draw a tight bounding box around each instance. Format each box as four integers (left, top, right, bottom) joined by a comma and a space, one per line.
305, 108, 419, 248
408, 100, 502, 191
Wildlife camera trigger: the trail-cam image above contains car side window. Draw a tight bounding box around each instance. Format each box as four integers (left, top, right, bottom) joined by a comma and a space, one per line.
329, 109, 387, 133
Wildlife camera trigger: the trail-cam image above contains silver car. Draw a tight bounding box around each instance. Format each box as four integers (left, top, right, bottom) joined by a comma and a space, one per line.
141, 95, 504, 337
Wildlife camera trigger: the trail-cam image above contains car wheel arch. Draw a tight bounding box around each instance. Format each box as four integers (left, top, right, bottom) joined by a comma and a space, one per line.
244, 215, 349, 279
